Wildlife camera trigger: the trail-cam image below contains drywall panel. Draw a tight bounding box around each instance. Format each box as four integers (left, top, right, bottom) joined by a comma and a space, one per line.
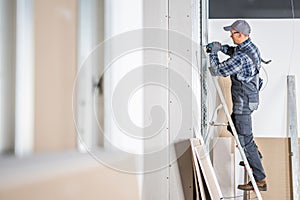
191, 138, 223, 199
208, 19, 300, 138
142, 0, 195, 199
170, 142, 194, 200
169, 0, 194, 199
213, 137, 296, 199
142, 0, 169, 199
213, 137, 234, 197
255, 138, 293, 199
169, 0, 193, 156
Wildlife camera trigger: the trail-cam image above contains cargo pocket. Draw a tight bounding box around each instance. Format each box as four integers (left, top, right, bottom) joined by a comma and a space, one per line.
248, 94, 259, 111
235, 115, 252, 137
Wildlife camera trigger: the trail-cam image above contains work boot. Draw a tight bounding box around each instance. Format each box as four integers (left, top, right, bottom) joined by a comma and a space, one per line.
238, 179, 267, 191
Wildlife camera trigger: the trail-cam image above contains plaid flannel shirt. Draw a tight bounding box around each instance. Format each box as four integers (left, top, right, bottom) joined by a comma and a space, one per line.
209, 38, 261, 83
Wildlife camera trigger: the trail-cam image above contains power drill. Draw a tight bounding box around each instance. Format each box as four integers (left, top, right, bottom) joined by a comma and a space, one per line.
205, 43, 213, 53
206, 43, 235, 55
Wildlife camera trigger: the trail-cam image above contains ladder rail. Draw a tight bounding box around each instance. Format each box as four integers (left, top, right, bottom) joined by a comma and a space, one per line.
211, 76, 263, 200
287, 75, 300, 200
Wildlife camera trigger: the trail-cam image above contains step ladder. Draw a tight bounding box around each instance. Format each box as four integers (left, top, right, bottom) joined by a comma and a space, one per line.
210, 75, 263, 200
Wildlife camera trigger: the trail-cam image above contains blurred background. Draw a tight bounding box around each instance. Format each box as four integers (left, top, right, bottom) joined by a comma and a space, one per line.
0, 0, 142, 199
0, 0, 193, 199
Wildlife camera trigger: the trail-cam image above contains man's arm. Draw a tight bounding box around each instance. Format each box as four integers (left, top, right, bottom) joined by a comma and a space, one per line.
209, 52, 243, 77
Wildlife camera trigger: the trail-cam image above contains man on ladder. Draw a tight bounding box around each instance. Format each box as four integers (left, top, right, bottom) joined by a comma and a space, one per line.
206, 20, 267, 191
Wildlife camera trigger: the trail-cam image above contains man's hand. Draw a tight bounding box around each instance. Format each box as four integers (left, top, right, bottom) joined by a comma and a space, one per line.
208, 66, 217, 76
206, 42, 222, 53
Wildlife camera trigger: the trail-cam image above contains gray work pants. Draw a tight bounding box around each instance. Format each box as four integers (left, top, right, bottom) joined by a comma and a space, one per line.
231, 113, 266, 181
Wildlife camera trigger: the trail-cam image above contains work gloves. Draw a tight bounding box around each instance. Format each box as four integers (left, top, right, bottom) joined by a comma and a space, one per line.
206, 41, 222, 76
206, 42, 222, 53
208, 66, 218, 76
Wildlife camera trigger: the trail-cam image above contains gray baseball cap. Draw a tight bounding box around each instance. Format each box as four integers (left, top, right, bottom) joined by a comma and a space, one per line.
223, 20, 251, 35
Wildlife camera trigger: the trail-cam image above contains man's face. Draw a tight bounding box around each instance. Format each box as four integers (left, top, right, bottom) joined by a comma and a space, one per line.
230, 30, 241, 45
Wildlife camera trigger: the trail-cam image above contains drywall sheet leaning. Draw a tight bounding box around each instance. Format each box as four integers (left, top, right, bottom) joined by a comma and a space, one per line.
213, 137, 235, 197
190, 138, 222, 199
191, 143, 206, 200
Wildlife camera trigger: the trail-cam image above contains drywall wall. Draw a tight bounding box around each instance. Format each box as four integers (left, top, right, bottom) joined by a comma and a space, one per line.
141, 0, 195, 199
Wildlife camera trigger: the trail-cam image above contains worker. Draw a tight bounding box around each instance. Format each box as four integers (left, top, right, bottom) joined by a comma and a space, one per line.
206, 20, 267, 191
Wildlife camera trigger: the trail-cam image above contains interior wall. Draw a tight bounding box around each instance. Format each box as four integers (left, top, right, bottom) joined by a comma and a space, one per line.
142, 0, 169, 199
34, 0, 77, 152
168, 0, 194, 198
142, 0, 195, 199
